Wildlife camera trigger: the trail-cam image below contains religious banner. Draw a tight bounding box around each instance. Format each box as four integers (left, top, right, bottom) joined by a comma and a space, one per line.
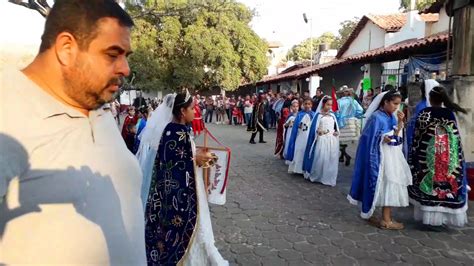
203, 147, 230, 205
196, 128, 231, 205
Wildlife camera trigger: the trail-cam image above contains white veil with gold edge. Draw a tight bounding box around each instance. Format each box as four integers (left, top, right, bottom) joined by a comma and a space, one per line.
136, 93, 176, 207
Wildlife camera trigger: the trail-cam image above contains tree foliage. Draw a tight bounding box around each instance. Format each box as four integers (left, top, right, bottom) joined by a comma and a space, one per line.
333, 17, 359, 50
286, 32, 337, 61
399, 0, 437, 11
127, 0, 268, 91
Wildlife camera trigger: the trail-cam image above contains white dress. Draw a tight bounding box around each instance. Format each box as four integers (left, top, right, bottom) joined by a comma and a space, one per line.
183, 142, 229, 266
288, 114, 312, 174
374, 130, 412, 207
304, 114, 339, 186
284, 116, 296, 165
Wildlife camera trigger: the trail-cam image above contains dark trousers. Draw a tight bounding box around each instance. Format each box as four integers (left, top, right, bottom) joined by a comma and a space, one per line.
270, 110, 277, 128
205, 110, 213, 123
226, 109, 232, 124
250, 125, 264, 142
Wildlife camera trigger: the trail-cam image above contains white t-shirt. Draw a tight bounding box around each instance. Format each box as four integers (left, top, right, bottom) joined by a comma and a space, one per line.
0, 69, 146, 265
244, 100, 253, 114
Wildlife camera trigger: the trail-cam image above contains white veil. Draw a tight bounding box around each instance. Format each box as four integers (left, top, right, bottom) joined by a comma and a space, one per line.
315, 95, 330, 113
136, 93, 176, 207
362, 91, 389, 130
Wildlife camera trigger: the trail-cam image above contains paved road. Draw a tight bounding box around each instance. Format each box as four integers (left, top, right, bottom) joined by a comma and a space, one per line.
201, 123, 474, 266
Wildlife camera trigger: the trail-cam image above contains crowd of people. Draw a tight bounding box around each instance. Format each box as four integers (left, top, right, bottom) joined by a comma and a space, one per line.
273, 81, 469, 231
118, 79, 470, 233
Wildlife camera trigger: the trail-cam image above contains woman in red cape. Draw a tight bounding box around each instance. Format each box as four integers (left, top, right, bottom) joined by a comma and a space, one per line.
192, 96, 205, 135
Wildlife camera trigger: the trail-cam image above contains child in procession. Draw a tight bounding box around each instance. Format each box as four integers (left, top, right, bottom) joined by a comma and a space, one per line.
285, 98, 315, 174
283, 99, 300, 165
348, 90, 412, 230
303, 96, 340, 186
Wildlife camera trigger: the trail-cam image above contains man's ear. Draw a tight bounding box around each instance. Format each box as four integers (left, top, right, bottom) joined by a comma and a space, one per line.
54, 32, 79, 66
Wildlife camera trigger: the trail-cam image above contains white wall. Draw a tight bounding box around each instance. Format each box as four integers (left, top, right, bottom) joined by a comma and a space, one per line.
430, 8, 450, 35
267, 46, 288, 76
385, 11, 425, 47
342, 21, 385, 57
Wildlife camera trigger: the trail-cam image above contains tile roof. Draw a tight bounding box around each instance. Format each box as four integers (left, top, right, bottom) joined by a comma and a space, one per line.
420, 13, 440, 22
257, 31, 449, 86
366, 14, 407, 32
336, 12, 440, 58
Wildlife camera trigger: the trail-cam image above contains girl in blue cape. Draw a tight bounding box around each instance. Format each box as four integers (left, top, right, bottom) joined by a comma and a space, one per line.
283, 100, 300, 165
303, 96, 340, 186
348, 90, 412, 230
285, 98, 314, 174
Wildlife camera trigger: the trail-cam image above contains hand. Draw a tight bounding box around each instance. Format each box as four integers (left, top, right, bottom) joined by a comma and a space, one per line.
333, 131, 339, 137
397, 110, 405, 122
383, 136, 392, 143
195, 149, 214, 167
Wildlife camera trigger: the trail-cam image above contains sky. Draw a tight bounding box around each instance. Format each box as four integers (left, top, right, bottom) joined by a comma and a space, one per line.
0, 0, 401, 50
238, 0, 401, 48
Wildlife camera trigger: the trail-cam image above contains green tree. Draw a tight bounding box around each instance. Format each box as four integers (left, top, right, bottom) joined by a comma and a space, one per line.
286, 32, 337, 61
399, 0, 437, 11
333, 17, 359, 49
127, 0, 268, 91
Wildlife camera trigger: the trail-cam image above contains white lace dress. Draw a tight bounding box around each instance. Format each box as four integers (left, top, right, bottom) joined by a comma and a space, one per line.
304, 115, 339, 186
374, 130, 412, 207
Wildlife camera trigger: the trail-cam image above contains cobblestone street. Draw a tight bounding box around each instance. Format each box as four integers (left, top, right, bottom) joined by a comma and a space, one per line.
203, 124, 474, 266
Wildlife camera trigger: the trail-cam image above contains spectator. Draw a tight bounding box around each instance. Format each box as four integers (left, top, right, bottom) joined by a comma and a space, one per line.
362, 89, 374, 110
205, 96, 214, 123
244, 95, 254, 126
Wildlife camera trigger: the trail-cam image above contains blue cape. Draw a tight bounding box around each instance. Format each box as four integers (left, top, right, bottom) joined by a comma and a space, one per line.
348, 110, 397, 217
303, 112, 339, 173
284, 110, 315, 161
303, 113, 320, 173
406, 99, 427, 153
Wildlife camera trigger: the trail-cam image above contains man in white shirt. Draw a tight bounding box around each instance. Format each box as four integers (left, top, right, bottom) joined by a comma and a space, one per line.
0, 0, 146, 264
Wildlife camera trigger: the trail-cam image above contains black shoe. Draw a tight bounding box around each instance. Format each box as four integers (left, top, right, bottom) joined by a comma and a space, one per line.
250, 140, 256, 144
259, 140, 267, 143
345, 156, 352, 166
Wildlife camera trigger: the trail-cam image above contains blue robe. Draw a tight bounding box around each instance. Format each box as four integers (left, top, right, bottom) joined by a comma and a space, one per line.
303, 112, 339, 173
144, 123, 197, 265
337, 96, 363, 128
284, 110, 315, 161
133, 118, 147, 154
348, 110, 397, 218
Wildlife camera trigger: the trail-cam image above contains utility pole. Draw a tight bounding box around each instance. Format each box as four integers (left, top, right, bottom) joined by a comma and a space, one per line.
303, 13, 313, 67
450, 0, 474, 166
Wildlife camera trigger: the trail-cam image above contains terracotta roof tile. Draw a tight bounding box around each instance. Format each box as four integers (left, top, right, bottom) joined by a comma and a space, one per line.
420, 13, 439, 22
366, 14, 407, 32
337, 14, 407, 58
